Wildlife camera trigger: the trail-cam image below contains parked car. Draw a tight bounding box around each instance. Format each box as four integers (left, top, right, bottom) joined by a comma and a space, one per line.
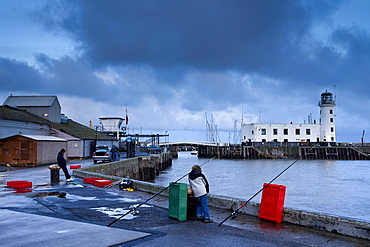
92, 145, 112, 163
147, 145, 163, 154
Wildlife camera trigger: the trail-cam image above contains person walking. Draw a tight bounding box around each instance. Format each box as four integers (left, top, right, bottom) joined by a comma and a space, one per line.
111, 145, 119, 161
188, 164, 212, 223
57, 148, 73, 182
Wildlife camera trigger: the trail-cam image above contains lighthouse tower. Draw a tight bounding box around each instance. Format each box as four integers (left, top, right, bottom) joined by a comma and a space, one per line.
319, 90, 336, 143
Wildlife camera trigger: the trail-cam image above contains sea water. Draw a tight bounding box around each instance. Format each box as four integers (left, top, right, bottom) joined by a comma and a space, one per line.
154, 152, 370, 222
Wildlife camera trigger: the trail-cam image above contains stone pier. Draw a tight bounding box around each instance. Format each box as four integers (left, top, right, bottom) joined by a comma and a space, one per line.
73, 153, 172, 181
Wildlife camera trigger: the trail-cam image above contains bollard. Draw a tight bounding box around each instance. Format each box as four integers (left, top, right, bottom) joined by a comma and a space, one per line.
187, 194, 197, 220
49, 165, 61, 184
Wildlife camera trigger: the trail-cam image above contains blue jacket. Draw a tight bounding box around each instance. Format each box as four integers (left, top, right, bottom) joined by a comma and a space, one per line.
57, 153, 67, 167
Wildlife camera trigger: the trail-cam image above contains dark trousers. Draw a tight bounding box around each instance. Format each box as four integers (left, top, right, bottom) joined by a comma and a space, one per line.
60, 165, 71, 179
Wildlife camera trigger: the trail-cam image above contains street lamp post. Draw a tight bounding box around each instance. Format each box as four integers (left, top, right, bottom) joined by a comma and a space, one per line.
165, 131, 168, 152
94, 125, 101, 151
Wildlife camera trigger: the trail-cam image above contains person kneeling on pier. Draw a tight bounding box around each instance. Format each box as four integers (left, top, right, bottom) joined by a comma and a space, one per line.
188, 165, 212, 223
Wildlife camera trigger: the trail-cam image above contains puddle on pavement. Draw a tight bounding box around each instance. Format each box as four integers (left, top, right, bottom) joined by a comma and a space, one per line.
93, 207, 139, 220
33, 184, 51, 188
0, 170, 12, 173
13, 188, 33, 193
0, 189, 67, 198
0, 166, 26, 172
31, 191, 67, 198
93, 204, 152, 220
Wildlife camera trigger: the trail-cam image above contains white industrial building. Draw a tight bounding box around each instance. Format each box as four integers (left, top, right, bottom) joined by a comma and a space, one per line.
241, 91, 336, 145
3, 95, 62, 123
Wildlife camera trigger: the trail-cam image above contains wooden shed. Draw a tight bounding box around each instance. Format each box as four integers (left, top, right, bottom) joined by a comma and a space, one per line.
0, 134, 67, 166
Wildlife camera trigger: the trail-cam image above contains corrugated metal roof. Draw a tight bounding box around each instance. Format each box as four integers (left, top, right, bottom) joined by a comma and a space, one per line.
20, 134, 67, 141
3, 96, 58, 107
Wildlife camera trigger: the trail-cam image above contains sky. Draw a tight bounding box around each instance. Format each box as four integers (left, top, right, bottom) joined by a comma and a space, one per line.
1, 0, 370, 143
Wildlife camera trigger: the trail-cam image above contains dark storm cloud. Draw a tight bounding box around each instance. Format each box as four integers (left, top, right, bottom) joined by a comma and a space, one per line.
0, 53, 176, 108
33, 54, 159, 106
34, 0, 337, 73
330, 27, 370, 93
0, 54, 118, 104
34, 54, 109, 99
0, 57, 47, 90
25, 0, 346, 109
26, 0, 370, 114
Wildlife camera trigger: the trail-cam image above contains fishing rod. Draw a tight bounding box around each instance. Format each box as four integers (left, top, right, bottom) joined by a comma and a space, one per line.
218, 143, 319, 227
107, 155, 217, 227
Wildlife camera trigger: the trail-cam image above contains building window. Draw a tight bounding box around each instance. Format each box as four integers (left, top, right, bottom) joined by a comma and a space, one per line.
295, 129, 300, 135
283, 129, 288, 135
331, 127, 334, 132
330, 109, 333, 114
251, 130, 254, 135
331, 137, 334, 141
262, 139, 266, 142
306, 129, 311, 135
284, 139, 288, 142
273, 129, 278, 135
261, 129, 266, 135
330, 118, 333, 122
273, 139, 278, 142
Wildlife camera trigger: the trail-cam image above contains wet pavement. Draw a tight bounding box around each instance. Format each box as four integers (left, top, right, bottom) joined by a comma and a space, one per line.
1, 160, 370, 246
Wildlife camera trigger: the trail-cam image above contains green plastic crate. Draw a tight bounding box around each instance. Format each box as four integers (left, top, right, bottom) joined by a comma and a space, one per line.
168, 182, 188, 221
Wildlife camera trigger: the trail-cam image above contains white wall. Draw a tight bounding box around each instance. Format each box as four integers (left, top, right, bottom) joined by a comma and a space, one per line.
37, 141, 67, 164
241, 123, 321, 143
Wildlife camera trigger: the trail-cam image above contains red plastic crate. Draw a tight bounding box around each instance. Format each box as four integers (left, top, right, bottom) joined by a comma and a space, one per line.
259, 183, 286, 223
70, 165, 81, 169
7, 181, 32, 188
83, 177, 102, 184
92, 180, 112, 187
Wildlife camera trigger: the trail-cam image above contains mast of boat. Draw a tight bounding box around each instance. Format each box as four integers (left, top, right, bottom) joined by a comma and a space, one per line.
205, 112, 218, 144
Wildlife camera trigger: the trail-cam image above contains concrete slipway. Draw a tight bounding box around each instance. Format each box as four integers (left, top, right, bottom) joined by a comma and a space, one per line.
1, 163, 370, 246
0, 210, 149, 247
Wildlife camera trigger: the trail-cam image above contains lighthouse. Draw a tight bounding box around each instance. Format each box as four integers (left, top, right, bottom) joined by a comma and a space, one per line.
318, 90, 336, 143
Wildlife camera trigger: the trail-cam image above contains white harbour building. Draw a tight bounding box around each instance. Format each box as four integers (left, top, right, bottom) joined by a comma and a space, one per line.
241, 91, 336, 146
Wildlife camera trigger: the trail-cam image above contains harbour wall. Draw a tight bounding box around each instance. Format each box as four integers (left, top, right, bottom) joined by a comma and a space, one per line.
198, 145, 370, 160
73, 159, 370, 240
74, 153, 172, 181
